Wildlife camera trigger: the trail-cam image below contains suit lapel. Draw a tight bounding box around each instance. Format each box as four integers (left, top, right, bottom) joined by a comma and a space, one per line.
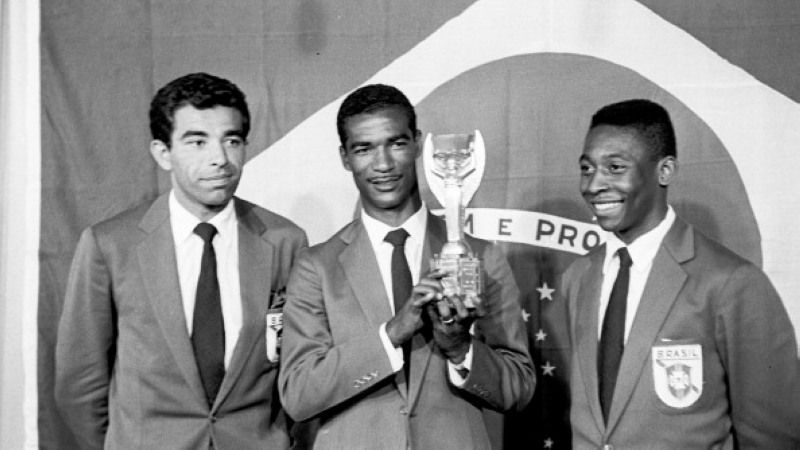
339, 221, 411, 399
214, 198, 273, 410
606, 218, 692, 431
339, 220, 394, 327
136, 195, 206, 404
575, 248, 606, 433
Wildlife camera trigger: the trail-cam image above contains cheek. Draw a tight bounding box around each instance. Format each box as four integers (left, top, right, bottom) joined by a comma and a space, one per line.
348, 159, 371, 176
578, 177, 589, 193
228, 149, 246, 168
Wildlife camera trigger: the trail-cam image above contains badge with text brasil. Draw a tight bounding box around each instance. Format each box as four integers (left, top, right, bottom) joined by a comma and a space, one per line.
651, 343, 703, 408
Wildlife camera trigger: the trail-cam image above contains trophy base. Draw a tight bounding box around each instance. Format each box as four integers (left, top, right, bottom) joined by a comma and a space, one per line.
431, 254, 483, 308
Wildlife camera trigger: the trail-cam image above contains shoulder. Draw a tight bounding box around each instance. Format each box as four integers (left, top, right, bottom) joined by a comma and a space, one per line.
302, 219, 360, 260
675, 221, 761, 284
85, 196, 159, 244
669, 219, 778, 306
235, 197, 305, 237
234, 198, 309, 252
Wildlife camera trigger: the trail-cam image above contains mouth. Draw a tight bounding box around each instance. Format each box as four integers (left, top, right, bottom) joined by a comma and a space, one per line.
202, 174, 234, 186
590, 199, 623, 214
368, 175, 401, 191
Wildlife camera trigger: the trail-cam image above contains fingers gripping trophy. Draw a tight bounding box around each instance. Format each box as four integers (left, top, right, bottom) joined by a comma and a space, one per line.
423, 131, 486, 308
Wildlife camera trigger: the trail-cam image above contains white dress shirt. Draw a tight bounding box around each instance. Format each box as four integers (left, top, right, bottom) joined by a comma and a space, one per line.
361, 205, 472, 384
169, 192, 242, 368
598, 206, 675, 343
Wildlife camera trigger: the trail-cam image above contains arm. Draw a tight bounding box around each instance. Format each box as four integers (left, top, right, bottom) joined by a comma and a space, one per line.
54, 227, 115, 450
717, 264, 800, 447
457, 244, 536, 412
278, 250, 396, 422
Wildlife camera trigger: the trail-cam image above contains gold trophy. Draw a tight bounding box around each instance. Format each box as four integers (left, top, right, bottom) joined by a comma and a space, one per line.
423, 131, 486, 308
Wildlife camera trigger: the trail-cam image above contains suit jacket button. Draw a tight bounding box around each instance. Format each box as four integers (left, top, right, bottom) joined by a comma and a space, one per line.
602, 445, 613, 450
399, 408, 408, 415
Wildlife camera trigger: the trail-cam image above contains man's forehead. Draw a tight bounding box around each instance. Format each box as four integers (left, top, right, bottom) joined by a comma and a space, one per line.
584, 126, 648, 153
344, 109, 413, 140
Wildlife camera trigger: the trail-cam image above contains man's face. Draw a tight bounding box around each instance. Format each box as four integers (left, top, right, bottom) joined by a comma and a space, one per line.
339, 107, 422, 225
150, 104, 246, 221
579, 125, 674, 243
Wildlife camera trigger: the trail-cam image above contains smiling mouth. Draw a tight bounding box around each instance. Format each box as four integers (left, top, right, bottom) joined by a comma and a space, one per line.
592, 201, 623, 213
368, 175, 401, 189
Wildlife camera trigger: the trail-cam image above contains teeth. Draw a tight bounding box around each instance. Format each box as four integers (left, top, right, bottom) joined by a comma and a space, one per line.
594, 202, 622, 212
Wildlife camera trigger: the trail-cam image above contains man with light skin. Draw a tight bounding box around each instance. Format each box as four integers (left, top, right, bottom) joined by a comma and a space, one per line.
279, 84, 534, 449
565, 99, 800, 448
55, 72, 307, 449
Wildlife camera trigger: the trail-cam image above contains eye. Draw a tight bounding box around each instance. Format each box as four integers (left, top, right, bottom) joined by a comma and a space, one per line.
186, 138, 206, 148
391, 140, 408, 149
579, 163, 595, 176
223, 137, 244, 148
608, 163, 627, 174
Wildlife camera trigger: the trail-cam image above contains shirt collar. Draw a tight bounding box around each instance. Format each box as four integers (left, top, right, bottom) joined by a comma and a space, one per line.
602, 206, 676, 274
361, 203, 428, 249
169, 191, 237, 244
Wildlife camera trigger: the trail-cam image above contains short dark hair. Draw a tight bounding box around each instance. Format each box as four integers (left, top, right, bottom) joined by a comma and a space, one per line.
590, 99, 676, 159
149, 72, 250, 146
336, 84, 417, 147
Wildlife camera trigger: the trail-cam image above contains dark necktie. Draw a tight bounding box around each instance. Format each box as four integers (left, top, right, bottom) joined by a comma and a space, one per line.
384, 228, 412, 379
192, 223, 225, 406
598, 247, 632, 422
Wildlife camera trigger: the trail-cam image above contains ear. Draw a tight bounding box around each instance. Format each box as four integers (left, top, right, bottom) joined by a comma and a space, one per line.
339, 145, 352, 172
412, 129, 422, 158
150, 140, 172, 171
657, 156, 677, 187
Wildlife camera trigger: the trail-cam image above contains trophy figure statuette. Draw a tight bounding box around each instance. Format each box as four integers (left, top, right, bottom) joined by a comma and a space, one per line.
423, 131, 486, 308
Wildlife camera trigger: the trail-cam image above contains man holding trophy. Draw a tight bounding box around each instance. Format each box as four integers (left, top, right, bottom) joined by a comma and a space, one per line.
279, 84, 534, 449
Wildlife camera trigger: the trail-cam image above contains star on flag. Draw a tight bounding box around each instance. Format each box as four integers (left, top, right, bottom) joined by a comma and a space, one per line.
535, 329, 547, 342
521, 309, 530, 322
542, 361, 556, 376
544, 437, 554, 448
536, 282, 555, 301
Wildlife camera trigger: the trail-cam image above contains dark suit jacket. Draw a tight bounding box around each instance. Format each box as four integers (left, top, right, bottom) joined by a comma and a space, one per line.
55, 194, 307, 449
564, 215, 800, 449
278, 212, 535, 449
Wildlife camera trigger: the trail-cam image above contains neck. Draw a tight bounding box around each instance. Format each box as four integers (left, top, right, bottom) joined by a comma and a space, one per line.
364, 196, 422, 228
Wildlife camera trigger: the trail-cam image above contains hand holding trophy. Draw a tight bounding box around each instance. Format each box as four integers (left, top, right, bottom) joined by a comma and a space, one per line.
423, 131, 486, 309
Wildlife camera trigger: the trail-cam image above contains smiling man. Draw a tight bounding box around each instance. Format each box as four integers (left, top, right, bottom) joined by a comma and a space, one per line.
565, 99, 800, 448
54, 73, 307, 449
278, 84, 534, 449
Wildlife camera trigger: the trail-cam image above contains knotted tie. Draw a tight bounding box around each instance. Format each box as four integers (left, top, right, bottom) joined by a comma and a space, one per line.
384, 228, 412, 380
598, 247, 632, 422
192, 223, 225, 406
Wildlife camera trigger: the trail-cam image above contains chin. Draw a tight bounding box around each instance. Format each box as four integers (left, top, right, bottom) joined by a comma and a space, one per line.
203, 194, 234, 208
594, 217, 621, 233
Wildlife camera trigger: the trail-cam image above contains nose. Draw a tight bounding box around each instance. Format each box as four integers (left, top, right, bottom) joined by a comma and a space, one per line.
208, 140, 229, 166
582, 169, 607, 195
372, 145, 394, 172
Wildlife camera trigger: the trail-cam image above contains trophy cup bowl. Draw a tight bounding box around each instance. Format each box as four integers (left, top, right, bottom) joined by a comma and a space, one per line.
423, 132, 485, 308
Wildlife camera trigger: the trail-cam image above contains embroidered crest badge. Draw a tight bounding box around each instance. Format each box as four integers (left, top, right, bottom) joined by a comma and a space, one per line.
651, 343, 702, 408
265, 287, 287, 363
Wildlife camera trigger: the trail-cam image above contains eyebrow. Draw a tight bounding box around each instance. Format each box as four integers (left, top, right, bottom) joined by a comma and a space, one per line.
222, 129, 244, 138
178, 129, 244, 140
179, 130, 208, 140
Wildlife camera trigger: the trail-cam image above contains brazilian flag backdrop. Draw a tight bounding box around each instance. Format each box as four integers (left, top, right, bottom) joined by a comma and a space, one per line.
38, 1, 800, 448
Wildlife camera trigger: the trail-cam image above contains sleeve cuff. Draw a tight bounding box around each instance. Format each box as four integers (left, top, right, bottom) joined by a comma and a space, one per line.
379, 322, 404, 373
447, 343, 474, 386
